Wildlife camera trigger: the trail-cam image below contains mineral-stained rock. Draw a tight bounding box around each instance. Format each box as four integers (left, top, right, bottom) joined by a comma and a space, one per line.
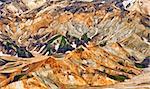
0, 0, 150, 89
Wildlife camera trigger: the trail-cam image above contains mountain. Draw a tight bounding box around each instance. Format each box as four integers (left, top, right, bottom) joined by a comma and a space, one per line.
0, 0, 150, 89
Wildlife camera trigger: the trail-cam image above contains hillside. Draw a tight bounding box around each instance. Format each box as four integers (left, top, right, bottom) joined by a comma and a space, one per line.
0, 0, 150, 89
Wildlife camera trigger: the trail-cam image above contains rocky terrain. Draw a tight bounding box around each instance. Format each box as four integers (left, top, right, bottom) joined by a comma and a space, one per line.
0, 0, 150, 89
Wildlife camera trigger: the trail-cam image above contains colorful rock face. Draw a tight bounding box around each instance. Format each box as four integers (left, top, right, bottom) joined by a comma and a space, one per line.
0, 0, 149, 89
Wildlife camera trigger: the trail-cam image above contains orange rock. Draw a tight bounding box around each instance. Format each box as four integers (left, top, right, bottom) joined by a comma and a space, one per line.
0, 21, 3, 30
9, 21, 17, 33
28, 14, 53, 33
58, 13, 73, 23
73, 13, 94, 27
